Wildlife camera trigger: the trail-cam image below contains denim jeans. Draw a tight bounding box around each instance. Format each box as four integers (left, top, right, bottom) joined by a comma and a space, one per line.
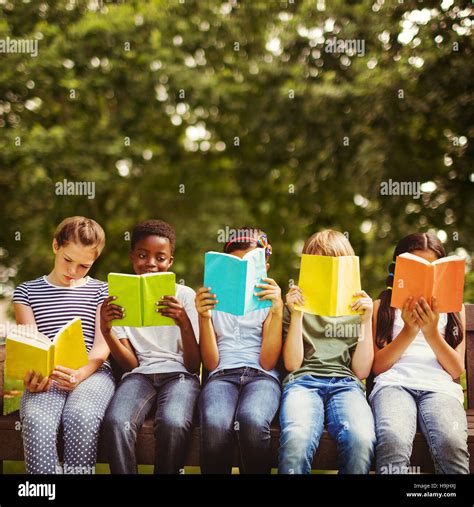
103, 371, 200, 474
199, 366, 281, 474
278, 375, 376, 474
371, 385, 469, 474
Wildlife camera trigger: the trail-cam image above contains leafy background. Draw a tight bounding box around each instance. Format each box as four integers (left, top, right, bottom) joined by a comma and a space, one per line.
0, 0, 472, 307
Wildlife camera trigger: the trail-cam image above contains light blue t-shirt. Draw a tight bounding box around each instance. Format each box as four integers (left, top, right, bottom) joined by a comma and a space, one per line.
209, 307, 280, 381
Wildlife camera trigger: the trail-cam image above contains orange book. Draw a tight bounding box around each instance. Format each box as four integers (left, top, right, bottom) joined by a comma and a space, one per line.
391, 252, 465, 313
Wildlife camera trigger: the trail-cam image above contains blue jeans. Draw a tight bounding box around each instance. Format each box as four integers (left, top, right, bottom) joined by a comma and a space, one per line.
278, 375, 376, 474
371, 386, 469, 474
103, 371, 200, 474
199, 367, 281, 474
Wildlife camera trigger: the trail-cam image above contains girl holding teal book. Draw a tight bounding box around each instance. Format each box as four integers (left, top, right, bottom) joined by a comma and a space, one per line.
196, 228, 283, 474
13, 217, 114, 474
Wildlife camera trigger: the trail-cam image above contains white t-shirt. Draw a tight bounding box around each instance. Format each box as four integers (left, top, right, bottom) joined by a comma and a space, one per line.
370, 308, 464, 404
113, 284, 199, 377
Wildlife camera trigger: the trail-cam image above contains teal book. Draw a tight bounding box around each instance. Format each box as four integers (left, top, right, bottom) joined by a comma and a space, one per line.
203, 248, 272, 316
107, 272, 176, 327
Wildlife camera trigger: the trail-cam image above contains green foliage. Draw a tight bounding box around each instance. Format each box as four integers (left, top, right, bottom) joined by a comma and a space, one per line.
0, 0, 472, 302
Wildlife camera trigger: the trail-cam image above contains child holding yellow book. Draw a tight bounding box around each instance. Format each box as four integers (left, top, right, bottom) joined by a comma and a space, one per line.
278, 230, 376, 474
12, 217, 114, 474
371, 232, 469, 474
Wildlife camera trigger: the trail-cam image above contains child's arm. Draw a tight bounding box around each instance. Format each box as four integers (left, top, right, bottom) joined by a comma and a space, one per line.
349, 290, 374, 380
413, 297, 465, 379
51, 300, 137, 390
195, 287, 219, 371
99, 296, 139, 371
372, 297, 419, 376
158, 294, 201, 374
14, 302, 52, 393
257, 277, 283, 371
282, 285, 305, 372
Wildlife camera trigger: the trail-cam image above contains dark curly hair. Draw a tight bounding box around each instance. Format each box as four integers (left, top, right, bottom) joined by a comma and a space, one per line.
131, 220, 176, 254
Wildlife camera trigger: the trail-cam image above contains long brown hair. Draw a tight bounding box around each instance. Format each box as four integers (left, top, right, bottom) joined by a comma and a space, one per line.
376, 232, 463, 349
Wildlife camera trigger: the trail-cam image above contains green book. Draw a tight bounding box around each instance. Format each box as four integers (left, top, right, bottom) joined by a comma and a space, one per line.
107, 272, 176, 327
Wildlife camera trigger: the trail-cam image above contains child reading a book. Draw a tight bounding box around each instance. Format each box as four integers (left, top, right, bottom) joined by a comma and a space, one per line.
195, 227, 283, 474
13, 216, 114, 474
371, 232, 469, 474
101, 219, 200, 474
278, 230, 376, 474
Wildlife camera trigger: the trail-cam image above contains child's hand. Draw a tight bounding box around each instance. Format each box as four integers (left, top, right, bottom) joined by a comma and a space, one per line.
350, 290, 373, 323
286, 285, 305, 316
401, 296, 420, 334
255, 278, 283, 314
195, 287, 217, 319
51, 366, 84, 391
157, 295, 190, 328
24, 370, 52, 393
413, 296, 439, 339
100, 296, 125, 335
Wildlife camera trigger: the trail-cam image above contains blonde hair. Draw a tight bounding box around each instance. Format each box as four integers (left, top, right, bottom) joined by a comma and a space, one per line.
302, 229, 355, 257
53, 216, 105, 258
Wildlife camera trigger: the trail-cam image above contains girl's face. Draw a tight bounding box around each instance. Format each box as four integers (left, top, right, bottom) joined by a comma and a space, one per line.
410, 249, 439, 263
52, 240, 97, 285
130, 235, 174, 275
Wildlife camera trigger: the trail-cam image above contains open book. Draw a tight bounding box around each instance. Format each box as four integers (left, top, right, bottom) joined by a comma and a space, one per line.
294, 255, 361, 317
391, 252, 465, 313
203, 248, 272, 316
108, 272, 176, 327
5, 317, 89, 380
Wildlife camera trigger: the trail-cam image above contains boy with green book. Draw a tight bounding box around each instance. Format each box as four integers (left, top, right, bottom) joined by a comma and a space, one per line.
100, 220, 200, 474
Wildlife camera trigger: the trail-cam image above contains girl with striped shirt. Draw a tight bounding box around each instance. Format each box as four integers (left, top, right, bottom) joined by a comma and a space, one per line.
13, 216, 115, 474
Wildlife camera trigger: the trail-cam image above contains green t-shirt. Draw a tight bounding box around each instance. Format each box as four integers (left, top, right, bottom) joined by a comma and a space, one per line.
282, 306, 364, 388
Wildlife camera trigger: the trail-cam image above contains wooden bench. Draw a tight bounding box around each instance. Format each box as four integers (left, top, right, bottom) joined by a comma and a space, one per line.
1, 304, 473, 473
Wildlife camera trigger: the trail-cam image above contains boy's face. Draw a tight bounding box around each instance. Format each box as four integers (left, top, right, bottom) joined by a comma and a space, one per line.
52, 240, 96, 284
130, 235, 174, 275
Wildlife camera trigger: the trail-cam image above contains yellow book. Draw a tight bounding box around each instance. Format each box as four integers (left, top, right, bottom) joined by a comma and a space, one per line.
295, 255, 361, 317
5, 317, 89, 380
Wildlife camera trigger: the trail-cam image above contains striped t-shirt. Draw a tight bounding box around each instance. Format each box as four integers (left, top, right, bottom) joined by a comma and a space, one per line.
13, 275, 108, 355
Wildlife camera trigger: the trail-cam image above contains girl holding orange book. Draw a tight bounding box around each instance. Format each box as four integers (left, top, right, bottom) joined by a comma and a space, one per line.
371, 232, 469, 474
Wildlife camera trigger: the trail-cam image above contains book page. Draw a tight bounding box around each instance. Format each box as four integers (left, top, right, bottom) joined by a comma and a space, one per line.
391, 255, 432, 309
295, 254, 336, 316
432, 258, 465, 313
204, 252, 246, 315
244, 248, 272, 314
336, 256, 361, 316
142, 272, 176, 326
53, 317, 88, 371
108, 273, 142, 326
